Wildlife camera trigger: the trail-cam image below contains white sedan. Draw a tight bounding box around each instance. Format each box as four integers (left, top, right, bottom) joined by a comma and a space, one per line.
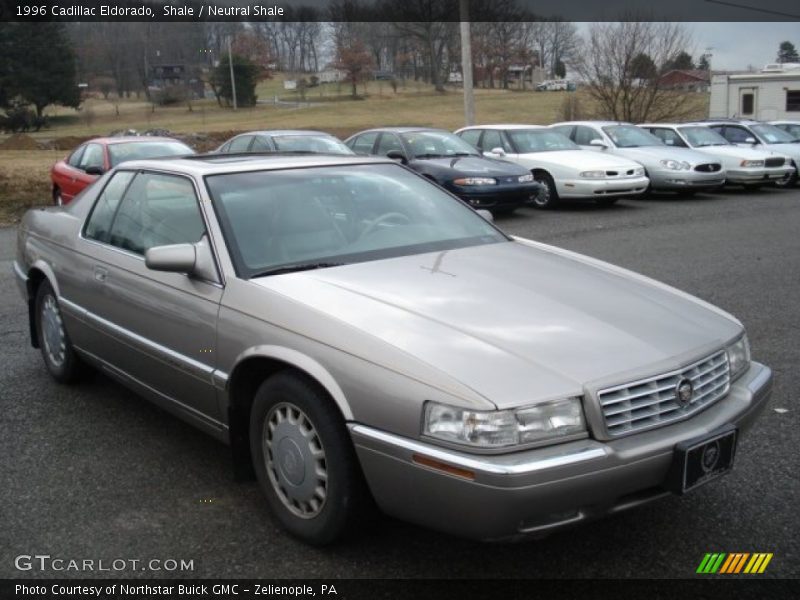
639, 123, 794, 188
455, 125, 649, 209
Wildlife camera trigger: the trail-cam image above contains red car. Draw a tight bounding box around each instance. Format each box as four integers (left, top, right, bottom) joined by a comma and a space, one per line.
50, 136, 194, 205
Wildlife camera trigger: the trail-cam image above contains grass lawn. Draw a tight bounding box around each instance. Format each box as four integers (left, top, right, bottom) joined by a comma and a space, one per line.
0, 76, 708, 225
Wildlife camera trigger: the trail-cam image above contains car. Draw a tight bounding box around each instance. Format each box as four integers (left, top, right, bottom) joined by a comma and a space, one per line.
215, 130, 354, 155
639, 123, 793, 188
699, 119, 800, 188
455, 124, 649, 209
15, 153, 772, 545
550, 121, 726, 195
769, 120, 800, 139
344, 127, 542, 213
50, 137, 194, 206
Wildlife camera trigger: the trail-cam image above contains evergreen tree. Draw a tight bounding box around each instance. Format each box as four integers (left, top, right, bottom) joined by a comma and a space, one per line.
1, 23, 81, 118
663, 51, 695, 71
777, 41, 799, 63
697, 54, 711, 71
213, 54, 259, 107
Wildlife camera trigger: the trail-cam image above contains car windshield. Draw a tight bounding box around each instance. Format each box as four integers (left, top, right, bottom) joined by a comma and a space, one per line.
206, 163, 506, 277
271, 135, 354, 155
603, 125, 663, 148
679, 127, 730, 147
507, 130, 579, 152
399, 131, 480, 158
108, 141, 193, 167
750, 124, 797, 144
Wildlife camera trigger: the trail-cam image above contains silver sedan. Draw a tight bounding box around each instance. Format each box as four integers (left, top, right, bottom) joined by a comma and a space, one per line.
14, 154, 771, 544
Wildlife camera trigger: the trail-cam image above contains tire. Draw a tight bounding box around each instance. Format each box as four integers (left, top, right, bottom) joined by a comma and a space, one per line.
35, 280, 86, 383
249, 372, 372, 545
594, 197, 619, 207
530, 172, 560, 209
53, 188, 63, 207
775, 166, 798, 188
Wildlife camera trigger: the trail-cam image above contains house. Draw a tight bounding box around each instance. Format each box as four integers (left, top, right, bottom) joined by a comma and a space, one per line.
709, 64, 800, 120
658, 70, 711, 93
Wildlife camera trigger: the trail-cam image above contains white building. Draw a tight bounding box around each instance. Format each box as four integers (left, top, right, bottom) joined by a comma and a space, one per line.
709, 64, 800, 120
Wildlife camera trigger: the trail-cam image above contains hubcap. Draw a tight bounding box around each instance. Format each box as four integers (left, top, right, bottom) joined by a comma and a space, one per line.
533, 180, 551, 206
263, 402, 328, 519
41, 294, 66, 367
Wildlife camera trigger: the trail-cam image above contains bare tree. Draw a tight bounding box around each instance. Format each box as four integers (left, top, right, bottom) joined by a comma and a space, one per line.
572, 21, 698, 122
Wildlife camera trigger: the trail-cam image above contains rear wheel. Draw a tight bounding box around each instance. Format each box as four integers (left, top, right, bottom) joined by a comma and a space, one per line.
35, 280, 86, 383
531, 172, 560, 209
249, 372, 372, 545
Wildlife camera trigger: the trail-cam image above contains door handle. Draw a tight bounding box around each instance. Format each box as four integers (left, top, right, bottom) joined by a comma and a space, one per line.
94, 266, 108, 283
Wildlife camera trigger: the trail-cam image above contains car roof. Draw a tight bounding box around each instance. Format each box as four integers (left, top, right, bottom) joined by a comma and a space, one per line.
114, 153, 397, 177
232, 130, 337, 137
550, 121, 631, 127
694, 119, 760, 125
458, 124, 547, 131
354, 127, 445, 134
88, 136, 185, 145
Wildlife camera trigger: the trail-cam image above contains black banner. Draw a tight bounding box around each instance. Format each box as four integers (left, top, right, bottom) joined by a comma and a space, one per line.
1, 0, 800, 22
2, 579, 800, 600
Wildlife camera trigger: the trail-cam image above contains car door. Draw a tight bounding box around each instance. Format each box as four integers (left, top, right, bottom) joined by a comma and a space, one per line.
54, 145, 86, 202
74, 170, 224, 425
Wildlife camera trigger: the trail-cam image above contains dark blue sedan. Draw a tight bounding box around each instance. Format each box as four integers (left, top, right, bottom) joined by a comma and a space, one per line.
344, 127, 542, 213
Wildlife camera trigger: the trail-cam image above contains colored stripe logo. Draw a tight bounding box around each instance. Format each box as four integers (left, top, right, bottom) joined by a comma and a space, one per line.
697, 553, 773, 574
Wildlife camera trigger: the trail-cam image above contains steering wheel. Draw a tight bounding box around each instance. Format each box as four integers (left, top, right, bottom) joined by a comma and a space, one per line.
359, 212, 411, 239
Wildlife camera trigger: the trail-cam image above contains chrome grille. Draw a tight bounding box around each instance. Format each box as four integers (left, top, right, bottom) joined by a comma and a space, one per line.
598, 351, 730, 437
765, 157, 785, 168
695, 163, 722, 172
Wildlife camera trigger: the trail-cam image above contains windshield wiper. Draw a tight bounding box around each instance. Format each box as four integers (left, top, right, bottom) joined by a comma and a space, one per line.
451, 152, 476, 156
414, 153, 444, 159
251, 262, 345, 278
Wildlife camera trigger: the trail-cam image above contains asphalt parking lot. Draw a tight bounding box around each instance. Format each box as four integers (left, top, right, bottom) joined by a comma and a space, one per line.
1, 187, 798, 579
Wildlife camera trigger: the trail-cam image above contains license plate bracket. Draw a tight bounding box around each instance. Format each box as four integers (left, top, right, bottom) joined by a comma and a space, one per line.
665, 424, 738, 495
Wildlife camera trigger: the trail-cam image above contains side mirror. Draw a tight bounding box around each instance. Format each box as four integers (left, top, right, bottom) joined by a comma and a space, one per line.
476, 209, 494, 222
489, 147, 506, 156
589, 139, 607, 149
84, 165, 105, 176
386, 150, 408, 164
744, 137, 757, 144
145, 243, 196, 274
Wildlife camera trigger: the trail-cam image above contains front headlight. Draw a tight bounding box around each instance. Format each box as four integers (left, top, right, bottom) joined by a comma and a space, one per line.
518, 174, 534, 182
726, 335, 751, 380
580, 170, 606, 179
740, 159, 765, 168
453, 177, 497, 186
423, 398, 586, 448
634, 167, 646, 176
660, 159, 691, 170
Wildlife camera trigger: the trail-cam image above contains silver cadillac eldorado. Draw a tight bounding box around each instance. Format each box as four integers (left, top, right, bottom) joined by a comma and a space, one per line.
14, 154, 772, 544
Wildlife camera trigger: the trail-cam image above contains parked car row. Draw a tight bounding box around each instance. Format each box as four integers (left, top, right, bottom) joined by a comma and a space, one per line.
50, 118, 799, 214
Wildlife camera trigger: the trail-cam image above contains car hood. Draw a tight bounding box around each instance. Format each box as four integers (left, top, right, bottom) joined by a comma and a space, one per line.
252, 241, 741, 409
691, 145, 784, 161
612, 145, 718, 166
517, 150, 640, 170
761, 142, 800, 160
412, 155, 528, 176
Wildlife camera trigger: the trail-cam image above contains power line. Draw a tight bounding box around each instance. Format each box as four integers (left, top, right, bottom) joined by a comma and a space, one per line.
704, 0, 800, 19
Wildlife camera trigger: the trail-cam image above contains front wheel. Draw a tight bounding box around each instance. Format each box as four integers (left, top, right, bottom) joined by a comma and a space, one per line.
249, 372, 372, 545
530, 172, 560, 209
775, 166, 798, 188
35, 280, 86, 383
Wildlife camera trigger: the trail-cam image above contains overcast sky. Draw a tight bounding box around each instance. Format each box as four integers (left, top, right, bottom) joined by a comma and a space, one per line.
575, 22, 800, 71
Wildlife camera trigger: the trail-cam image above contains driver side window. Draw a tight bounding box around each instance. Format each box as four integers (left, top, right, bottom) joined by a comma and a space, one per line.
482, 130, 511, 152
574, 126, 601, 146
78, 144, 104, 170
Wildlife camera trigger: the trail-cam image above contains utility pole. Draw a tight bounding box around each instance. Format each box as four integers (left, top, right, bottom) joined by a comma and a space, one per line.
228, 36, 238, 110
459, 0, 475, 126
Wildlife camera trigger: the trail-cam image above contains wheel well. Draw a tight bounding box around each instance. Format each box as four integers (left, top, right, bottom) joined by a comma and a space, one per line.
26, 268, 47, 348
531, 168, 551, 180
227, 357, 343, 481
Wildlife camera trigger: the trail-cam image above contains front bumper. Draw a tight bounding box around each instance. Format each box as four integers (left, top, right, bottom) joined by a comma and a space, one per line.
648, 169, 726, 190
350, 361, 772, 541
558, 175, 650, 198
726, 167, 794, 184
450, 182, 542, 210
